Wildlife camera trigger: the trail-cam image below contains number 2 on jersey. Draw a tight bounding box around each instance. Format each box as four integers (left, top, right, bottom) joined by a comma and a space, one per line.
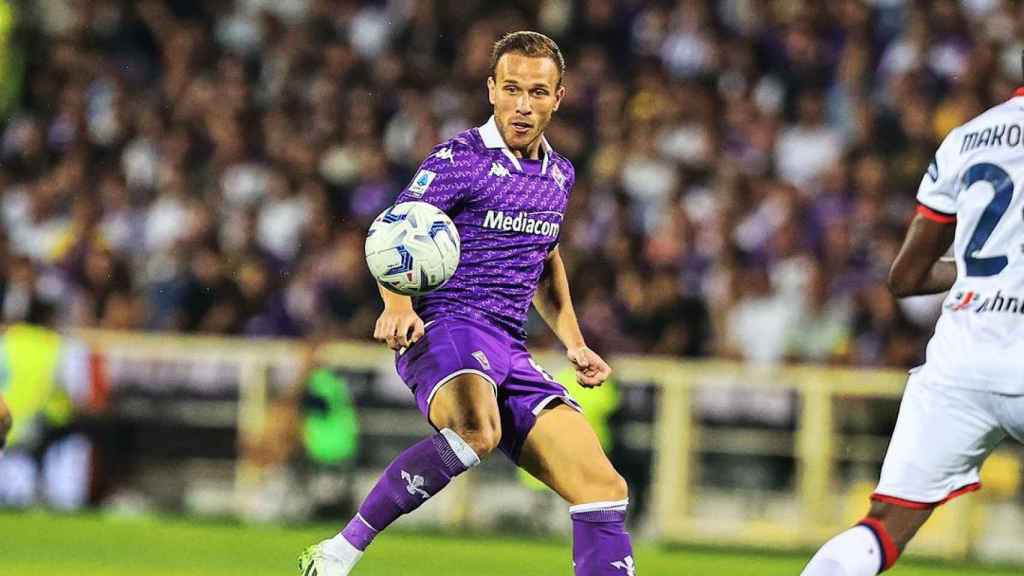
962, 162, 1014, 277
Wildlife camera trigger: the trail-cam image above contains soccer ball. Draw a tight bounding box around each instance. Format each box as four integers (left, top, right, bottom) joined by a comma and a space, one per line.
365, 201, 461, 296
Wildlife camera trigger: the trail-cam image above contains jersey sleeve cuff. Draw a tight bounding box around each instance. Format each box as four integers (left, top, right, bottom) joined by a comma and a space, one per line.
916, 203, 956, 224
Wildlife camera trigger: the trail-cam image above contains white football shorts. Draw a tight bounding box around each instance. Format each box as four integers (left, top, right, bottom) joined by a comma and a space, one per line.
872, 368, 1024, 508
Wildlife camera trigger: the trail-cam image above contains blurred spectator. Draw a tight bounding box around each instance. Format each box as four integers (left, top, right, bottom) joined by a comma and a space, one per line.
1, 0, 986, 369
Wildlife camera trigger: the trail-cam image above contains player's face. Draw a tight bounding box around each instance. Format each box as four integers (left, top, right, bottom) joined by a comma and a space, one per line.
487, 53, 565, 157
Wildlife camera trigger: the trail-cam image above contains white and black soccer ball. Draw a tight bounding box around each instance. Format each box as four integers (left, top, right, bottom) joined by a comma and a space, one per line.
365, 201, 461, 296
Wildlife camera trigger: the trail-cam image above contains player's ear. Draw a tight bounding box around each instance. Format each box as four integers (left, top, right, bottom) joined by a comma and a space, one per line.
553, 84, 566, 111
487, 76, 496, 106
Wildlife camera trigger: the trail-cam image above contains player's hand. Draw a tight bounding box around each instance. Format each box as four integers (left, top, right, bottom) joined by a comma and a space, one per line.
374, 306, 426, 351
567, 346, 611, 388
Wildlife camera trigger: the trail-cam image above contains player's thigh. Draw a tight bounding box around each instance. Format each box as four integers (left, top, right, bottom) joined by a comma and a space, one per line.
518, 404, 627, 505
429, 373, 502, 454
992, 392, 1024, 446
875, 372, 1004, 505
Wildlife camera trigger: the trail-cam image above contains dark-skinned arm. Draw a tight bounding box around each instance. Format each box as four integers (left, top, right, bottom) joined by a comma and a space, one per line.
888, 213, 958, 297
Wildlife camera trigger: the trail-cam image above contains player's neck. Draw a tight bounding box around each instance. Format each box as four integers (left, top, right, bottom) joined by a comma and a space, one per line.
510, 137, 545, 160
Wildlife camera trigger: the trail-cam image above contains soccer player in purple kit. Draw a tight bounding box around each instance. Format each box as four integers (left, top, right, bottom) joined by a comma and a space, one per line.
299, 31, 637, 576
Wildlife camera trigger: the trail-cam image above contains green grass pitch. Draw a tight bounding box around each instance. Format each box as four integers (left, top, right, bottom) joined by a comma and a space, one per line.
2, 511, 1018, 575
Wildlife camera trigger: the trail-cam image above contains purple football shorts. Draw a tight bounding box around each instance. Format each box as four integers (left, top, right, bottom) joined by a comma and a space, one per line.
395, 315, 582, 462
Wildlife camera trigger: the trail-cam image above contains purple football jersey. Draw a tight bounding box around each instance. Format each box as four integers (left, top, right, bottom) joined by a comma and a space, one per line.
394, 117, 575, 340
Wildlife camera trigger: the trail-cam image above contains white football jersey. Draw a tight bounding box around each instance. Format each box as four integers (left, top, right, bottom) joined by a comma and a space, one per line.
918, 89, 1024, 393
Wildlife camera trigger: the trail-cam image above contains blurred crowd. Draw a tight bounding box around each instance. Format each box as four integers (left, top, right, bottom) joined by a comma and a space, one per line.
0, 0, 1018, 367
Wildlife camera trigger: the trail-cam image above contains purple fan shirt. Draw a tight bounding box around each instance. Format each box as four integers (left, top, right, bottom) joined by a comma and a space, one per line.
394, 116, 575, 341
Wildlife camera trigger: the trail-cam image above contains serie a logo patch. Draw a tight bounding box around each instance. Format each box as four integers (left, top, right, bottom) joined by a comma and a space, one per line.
408, 169, 437, 197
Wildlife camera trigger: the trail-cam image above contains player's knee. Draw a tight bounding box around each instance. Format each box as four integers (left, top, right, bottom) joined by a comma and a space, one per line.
451, 417, 501, 457
606, 472, 629, 501
586, 470, 628, 503
459, 426, 501, 457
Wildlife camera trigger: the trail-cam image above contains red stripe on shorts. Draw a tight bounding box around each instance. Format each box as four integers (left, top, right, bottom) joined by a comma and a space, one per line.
871, 482, 981, 510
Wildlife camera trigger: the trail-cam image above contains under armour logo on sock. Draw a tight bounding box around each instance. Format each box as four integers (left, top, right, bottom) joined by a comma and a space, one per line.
401, 470, 430, 500
611, 556, 636, 575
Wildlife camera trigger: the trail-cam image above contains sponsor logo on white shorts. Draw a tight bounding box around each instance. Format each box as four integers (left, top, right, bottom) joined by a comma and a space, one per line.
946, 290, 1024, 314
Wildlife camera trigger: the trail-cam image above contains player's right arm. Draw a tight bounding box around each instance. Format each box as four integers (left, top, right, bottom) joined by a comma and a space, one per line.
373, 287, 425, 351
0, 393, 11, 451
889, 128, 959, 297
373, 138, 476, 350
888, 215, 956, 297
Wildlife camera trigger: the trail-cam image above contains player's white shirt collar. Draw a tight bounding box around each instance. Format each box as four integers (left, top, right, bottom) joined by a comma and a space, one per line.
479, 115, 553, 175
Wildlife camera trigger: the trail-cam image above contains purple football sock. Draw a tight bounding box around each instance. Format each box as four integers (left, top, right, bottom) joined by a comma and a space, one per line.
571, 501, 636, 575
340, 428, 479, 551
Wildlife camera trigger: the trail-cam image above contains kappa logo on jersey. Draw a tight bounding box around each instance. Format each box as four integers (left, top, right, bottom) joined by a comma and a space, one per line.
472, 350, 491, 371
407, 169, 437, 197
401, 470, 430, 500
551, 163, 567, 189
433, 147, 455, 163
482, 210, 561, 237
927, 157, 939, 182
611, 556, 636, 575
489, 162, 510, 178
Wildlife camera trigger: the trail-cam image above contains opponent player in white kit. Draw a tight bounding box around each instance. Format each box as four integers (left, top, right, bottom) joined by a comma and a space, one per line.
802, 86, 1024, 575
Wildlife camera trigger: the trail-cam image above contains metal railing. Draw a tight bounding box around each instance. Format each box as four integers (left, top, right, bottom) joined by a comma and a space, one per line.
75, 329, 1013, 560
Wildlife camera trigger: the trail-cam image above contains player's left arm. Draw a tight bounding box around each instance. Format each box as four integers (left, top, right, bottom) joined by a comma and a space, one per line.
888, 213, 957, 297
533, 246, 611, 388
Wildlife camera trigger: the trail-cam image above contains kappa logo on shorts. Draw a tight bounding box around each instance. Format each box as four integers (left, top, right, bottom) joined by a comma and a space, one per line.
472, 350, 491, 371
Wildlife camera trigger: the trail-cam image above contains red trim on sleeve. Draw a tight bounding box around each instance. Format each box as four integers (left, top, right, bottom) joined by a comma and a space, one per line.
1014, 87, 1024, 97
870, 482, 981, 511
858, 517, 901, 572
916, 204, 956, 224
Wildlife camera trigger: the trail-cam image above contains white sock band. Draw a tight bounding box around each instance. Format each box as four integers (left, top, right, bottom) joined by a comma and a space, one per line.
440, 428, 481, 468
568, 499, 629, 515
